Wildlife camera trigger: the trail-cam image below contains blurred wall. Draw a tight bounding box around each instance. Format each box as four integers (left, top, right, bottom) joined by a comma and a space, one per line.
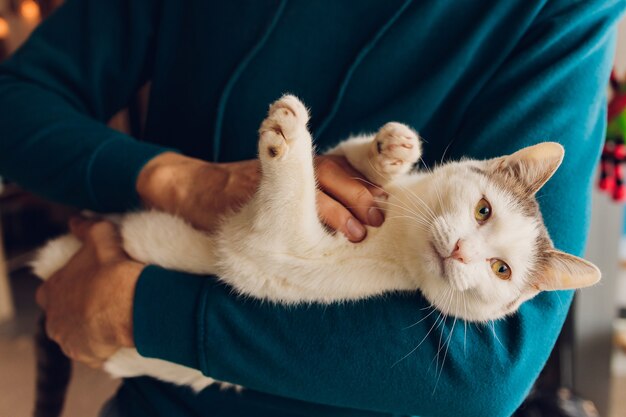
573, 16, 626, 416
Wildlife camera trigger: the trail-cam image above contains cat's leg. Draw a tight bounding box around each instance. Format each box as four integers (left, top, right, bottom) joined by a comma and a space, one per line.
32, 211, 219, 280
31, 214, 122, 281
121, 211, 218, 275
31, 235, 82, 280
248, 94, 327, 241
328, 122, 422, 185
104, 348, 219, 392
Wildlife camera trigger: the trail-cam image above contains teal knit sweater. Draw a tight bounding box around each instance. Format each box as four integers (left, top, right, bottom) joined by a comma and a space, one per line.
0, 1, 624, 416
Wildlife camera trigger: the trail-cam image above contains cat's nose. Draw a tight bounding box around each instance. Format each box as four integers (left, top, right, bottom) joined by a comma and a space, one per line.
450, 239, 470, 264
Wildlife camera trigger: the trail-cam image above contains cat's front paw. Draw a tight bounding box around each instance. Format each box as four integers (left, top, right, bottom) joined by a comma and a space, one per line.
371, 122, 421, 176
259, 95, 310, 160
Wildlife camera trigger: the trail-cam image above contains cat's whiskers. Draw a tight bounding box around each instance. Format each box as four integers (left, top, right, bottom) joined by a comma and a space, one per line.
432, 315, 447, 370
355, 160, 438, 224
404, 190, 438, 223
365, 160, 438, 222
376, 199, 434, 227
462, 292, 468, 355
489, 320, 505, 349
404, 287, 454, 330
380, 199, 431, 221
367, 198, 426, 220
465, 288, 482, 309
383, 215, 430, 232
348, 177, 432, 222
433, 292, 459, 394
392, 287, 452, 367
388, 177, 438, 223
403, 305, 437, 330
418, 157, 445, 215
439, 138, 455, 166
431, 287, 456, 379
342, 202, 432, 233
379, 194, 436, 231
340, 187, 433, 228
392, 311, 443, 368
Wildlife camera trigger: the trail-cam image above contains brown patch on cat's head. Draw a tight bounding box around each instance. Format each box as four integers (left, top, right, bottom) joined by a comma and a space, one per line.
490, 173, 541, 217
484, 142, 563, 217
485, 144, 600, 298
525, 231, 601, 293
527, 231, 556, 282
490, 142, 563, 195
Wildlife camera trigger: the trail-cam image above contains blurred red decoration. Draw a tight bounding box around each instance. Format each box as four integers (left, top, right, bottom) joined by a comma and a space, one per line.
598, 69, 626, 202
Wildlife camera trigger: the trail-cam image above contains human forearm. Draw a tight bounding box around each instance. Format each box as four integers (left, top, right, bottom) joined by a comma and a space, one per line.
136, 150, 387, 238
0, 74, 167, 210
134, 266, 566, 417
0, 0, 165, 210
36, 217, 143, 367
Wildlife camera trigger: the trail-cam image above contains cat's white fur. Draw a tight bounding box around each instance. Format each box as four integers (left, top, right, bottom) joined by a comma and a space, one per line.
32, 95, 600, 392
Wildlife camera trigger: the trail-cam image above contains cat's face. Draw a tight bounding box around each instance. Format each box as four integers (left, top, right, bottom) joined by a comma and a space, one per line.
413, 143, 600, 322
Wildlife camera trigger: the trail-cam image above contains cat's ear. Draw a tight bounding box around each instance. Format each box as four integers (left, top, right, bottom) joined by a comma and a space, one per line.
534, 250, 600, 291
491, 142, 564, 195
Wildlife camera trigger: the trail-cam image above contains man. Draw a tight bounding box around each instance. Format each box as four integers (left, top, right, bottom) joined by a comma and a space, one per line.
0, 1, 623, 416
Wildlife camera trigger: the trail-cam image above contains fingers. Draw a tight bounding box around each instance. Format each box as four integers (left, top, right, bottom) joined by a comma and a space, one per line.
55, 335, 106, 369
315, 156, 385, 241
68, 216, 97, 240
43, 313, 112, 368
69, 217, 117, 241
69, 217, 124, 261
317, 191, 367, 242
35, 285, 47, 309
326, 157, 387, 198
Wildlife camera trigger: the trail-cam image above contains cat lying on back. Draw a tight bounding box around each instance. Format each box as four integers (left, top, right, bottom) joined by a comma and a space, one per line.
33, 95, 600, 391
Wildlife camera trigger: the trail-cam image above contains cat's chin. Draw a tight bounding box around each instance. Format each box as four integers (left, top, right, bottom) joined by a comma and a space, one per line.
424, 242, 467, 290
424, 287, 519, 323
419, 248, 510, 322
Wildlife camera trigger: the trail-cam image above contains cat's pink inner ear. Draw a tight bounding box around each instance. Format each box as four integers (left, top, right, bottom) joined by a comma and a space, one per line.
499, 142, 565, 195
535, 250, 601, 291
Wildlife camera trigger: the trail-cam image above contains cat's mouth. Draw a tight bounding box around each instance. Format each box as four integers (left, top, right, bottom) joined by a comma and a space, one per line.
429, 243, 447, 277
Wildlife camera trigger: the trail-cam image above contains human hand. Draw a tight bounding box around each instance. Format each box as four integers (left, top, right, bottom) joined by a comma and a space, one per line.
136, 153, 260, 232
36, 218, 142, 368
137, 152, 385, 242
314, 155, 386, 242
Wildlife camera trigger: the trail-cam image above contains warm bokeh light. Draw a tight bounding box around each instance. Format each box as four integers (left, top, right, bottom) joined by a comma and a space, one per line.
0, 17, 9, 39
19, 0, 41, 22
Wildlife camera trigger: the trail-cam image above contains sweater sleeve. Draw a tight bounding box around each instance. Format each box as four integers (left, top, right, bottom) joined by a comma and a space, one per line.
133, 2, 621, 416
0, 0, 168, 211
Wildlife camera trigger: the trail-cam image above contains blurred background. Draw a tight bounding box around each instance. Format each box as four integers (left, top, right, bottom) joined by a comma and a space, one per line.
0, 1, 625, 416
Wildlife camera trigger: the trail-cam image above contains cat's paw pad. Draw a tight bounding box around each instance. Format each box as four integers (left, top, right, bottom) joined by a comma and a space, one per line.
372, 122, 421, 174
259, 95, 309, 160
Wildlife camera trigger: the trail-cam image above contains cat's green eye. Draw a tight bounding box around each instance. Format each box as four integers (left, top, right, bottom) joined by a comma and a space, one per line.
474, 198, 492, 223
491, 259, 511, 280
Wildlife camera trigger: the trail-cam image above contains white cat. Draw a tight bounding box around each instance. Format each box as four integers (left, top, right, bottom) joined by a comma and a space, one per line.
32, 95, 600, 391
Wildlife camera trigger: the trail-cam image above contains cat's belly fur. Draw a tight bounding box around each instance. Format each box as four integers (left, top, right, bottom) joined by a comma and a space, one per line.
215, 212, 417, 303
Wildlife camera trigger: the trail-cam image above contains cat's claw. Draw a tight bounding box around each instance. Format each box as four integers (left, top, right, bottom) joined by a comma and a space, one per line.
371, 122, 422, 175
259, 95, 309, 160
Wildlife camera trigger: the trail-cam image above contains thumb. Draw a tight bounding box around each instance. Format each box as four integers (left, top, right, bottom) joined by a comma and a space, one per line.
69, 216, 98, 241
35, 284, 47, 309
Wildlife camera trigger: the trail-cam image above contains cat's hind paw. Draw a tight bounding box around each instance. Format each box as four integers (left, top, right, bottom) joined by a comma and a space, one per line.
259, 95, 310, 160
370, 122, 421, 176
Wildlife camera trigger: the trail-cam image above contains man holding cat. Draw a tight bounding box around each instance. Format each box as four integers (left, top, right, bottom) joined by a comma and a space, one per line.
1, 0, 624, 416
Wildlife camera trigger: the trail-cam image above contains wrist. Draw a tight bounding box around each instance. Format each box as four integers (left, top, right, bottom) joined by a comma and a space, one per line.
136, 152, 199, 211
133, 266, 206, 369
111, 260, 145, 348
